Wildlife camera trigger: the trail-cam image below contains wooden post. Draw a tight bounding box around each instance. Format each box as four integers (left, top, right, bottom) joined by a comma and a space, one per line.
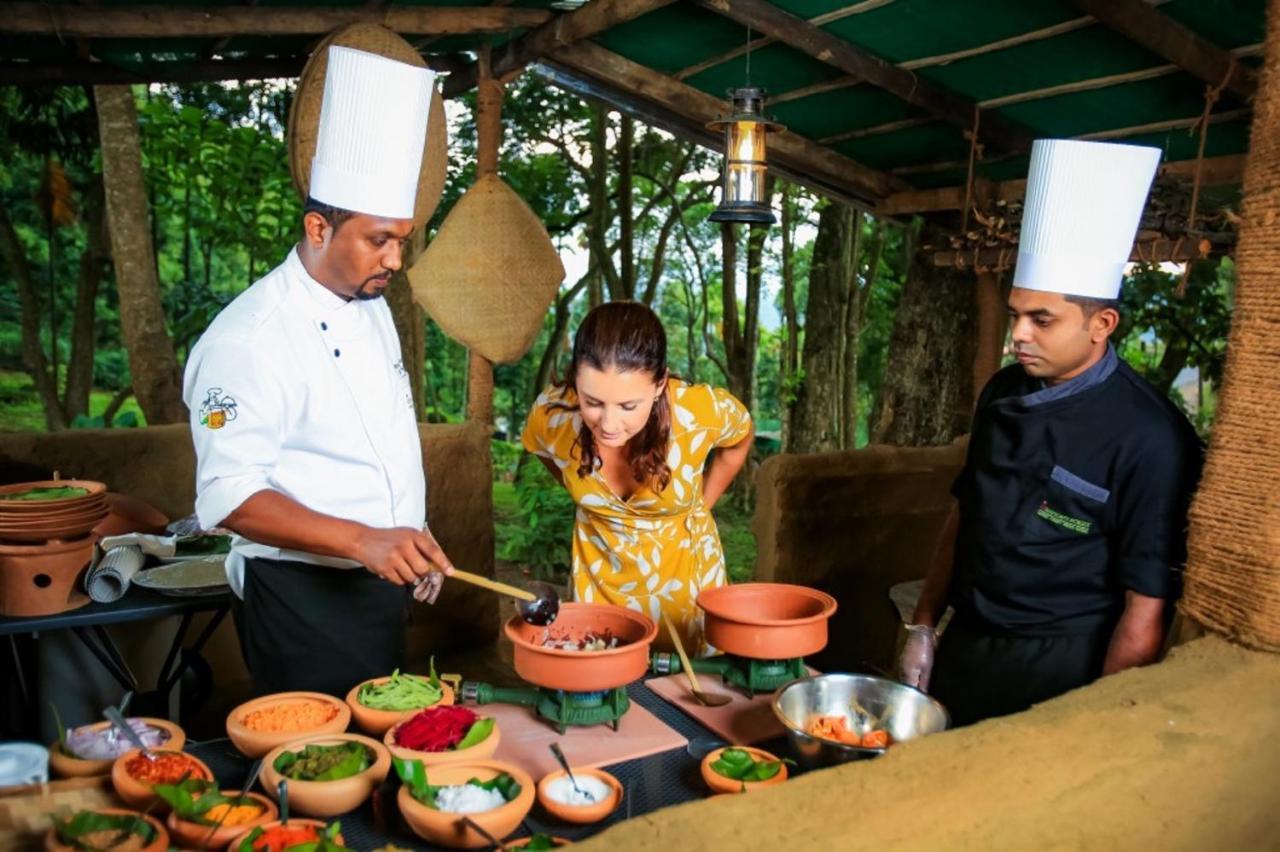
466, 58, 501, 427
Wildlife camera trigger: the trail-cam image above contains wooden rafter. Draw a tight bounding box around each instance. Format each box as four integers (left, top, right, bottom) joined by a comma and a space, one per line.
879, 154, 1247, 217
441, 0, 676, 98
691, 0, 1037, 153
539, 41, 906, 204
933, 237, 1229, 269
0, 57, 308, 85
0, 4, 553, 37
1069, 0, 1256, 101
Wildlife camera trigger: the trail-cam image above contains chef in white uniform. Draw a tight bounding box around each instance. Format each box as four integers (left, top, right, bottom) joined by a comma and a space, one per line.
183, 46, 453, 696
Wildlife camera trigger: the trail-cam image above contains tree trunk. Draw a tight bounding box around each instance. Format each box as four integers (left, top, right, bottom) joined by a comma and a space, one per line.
780, 184, 799, 451
789, 201, 853, 453
587, 104, 616, 306
740, 210, 767, 414
720, 222, 742, 394
0, 204, 64, 429
64, 182, 109, 422
95, 84, 187, 424
1153, 334, 1192, 395
972, 269, 1007, 399
533, 275, 590, 398
871, 221, 978, 446
839, 211, 866, 450
617, 114, 634, 300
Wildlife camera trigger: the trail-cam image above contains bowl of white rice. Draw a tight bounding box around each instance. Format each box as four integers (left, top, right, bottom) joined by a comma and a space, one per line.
398, 759, 534, 849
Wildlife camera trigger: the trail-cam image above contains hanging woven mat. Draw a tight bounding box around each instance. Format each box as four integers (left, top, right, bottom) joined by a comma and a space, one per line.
409, 173, 565, 364
287, 22, 448, 227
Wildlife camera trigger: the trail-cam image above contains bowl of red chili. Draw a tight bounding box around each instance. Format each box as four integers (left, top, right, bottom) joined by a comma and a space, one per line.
110, 748, 214, 808
229, 817, 346, 851
384, 704, 501, 765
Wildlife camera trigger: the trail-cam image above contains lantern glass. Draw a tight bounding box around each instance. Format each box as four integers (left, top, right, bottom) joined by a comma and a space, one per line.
708, 88, 782, 225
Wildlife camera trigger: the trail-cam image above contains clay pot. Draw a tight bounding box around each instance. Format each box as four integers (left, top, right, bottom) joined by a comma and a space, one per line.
43, 808, 168, 852
699, 746, 789, 795
110, 749, 214, 809
697, 583, 837, 659
226, 692, 351, 758
398, 760, 535, 850
226, 818, 343, 851
345, 676, 455, 736
536, 767, 622, 824
49, 718, 185, 778
384, 712, 500, 766
95, 493, 169, 537
0, 536, 94, 617
259, 733, 390, 817
504, 602, 657, 692
165, 791, 277, 849
0, 479, 107, 511
505, 837, 572, 848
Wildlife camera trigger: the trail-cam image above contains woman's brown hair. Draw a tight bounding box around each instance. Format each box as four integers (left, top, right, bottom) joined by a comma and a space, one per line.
557, 301, 672, 493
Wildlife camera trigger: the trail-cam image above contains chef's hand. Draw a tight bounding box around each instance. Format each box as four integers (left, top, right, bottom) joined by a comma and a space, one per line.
351, 525, 455, 591
897, 624, 937, 692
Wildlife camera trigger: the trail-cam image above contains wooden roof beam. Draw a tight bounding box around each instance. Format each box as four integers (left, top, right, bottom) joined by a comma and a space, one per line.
1068, 0, 1256, 101
0, 4, 553, 38
691, 0, 1037, 154
540, 41, 907, 204
882, 154, 1247, 217
0, 57, 308, 85
441, 0, 676, 98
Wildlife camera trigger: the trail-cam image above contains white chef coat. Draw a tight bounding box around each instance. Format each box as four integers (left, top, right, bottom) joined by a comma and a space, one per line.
182, 248, 425, 596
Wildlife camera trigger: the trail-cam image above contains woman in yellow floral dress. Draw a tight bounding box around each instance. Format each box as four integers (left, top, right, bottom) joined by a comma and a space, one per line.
521, 301, 753, 655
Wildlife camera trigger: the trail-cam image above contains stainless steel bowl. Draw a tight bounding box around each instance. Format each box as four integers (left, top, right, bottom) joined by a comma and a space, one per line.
772, 673, 949, 768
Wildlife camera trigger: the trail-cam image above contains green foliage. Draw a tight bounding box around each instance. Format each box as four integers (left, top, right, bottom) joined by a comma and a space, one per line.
490, 440, 523, 483
498, 460, 575, 583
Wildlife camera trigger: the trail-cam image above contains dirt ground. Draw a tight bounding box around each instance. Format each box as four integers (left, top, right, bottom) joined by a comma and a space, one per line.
577, 635, 1280, 851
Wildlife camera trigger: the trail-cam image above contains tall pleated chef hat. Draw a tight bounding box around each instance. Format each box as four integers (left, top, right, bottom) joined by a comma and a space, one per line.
309, 46, 436, 220
1013, 139, 1162, 300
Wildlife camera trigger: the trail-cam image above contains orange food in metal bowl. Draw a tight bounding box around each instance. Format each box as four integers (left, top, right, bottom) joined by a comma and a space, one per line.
242, 700, 341, 733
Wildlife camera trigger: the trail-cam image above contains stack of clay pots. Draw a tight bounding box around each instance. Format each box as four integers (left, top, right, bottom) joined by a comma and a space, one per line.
0, 480, 106, 617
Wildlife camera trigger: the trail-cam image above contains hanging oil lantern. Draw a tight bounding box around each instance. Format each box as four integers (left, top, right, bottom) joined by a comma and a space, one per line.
707, 87, 783, 225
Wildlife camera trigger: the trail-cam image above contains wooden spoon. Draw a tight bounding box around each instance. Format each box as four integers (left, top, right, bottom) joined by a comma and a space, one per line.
662, 613, 731, 707
415, 570, 560, 625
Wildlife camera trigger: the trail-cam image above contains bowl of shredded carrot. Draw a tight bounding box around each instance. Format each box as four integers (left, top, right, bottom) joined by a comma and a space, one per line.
226, 692, 351, 758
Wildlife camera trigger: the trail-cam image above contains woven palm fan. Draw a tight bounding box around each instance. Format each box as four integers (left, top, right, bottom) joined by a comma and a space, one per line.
288, 23, 448, 227
409, 173, 565, 364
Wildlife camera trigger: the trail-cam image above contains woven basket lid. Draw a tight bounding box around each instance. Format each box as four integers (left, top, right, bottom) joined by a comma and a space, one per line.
410, 173, 565, 364
288, 23, 448, 227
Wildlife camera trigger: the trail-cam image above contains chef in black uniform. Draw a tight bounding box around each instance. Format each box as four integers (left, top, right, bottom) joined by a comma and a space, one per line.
898, 139, 1203, 726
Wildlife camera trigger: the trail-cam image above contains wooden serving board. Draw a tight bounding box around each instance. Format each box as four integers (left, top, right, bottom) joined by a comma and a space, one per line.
0, 775, 121, 851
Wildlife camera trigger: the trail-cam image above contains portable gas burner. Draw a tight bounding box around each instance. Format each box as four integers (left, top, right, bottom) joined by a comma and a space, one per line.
460, 682, 630, 733
649, 653, 807, 696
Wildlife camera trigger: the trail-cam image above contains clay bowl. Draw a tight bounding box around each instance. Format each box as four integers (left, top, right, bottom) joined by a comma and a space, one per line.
696, 583, 837, 659
0, 479, 107, 512
505, 837, 572, 848
166, 790, 277, 849
384, 710, 501, 765
0, 499, 107, 524
398, 759, 535, 850
94, 493, 169, 537
110, 748, 215, 809
345, 676, 455, 736
699, 746, 789, 795
44, 808, 169, 852
259, 732, 390, 817
49, 718, 185, 778
0, 536, 94, 618
0, 514, 108, 543
504, 602, 657, 692
227, 818, 343, 851
536, 767, 623, 824
226, 691, 351, 758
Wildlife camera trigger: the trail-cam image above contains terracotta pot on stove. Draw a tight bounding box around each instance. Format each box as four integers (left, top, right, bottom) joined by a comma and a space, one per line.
0, 536, 94, 617
696, 583, 837, 659
504, 602, 657, 692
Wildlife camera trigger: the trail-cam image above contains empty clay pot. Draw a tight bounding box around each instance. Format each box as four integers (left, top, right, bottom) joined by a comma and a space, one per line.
0, 536, 94, 617
697, 583, 837, 659
504, 602, 657, 692
94, 493, 169, 538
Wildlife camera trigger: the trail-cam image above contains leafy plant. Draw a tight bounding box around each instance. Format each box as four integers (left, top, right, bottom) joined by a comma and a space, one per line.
498, 460, 575, 583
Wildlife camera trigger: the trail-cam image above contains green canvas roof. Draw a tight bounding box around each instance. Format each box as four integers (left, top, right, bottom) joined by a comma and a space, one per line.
0, 0, 1265, 204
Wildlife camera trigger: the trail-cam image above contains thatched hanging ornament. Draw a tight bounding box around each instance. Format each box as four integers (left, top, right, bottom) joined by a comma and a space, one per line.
409, 74, 565, 364
288, 23, 448, 228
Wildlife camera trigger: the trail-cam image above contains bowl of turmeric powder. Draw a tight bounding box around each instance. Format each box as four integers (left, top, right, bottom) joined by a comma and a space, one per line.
158, 780, 278, 850
226, 692, 351, 758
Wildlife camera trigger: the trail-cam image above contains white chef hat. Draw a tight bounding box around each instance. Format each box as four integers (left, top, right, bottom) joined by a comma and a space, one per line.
1013, 139, 1161, 300
309, 46, 436, 220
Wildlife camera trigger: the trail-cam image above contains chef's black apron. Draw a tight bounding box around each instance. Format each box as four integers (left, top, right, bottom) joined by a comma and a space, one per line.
231, 555, 409, 697
932, 347, 1201, 726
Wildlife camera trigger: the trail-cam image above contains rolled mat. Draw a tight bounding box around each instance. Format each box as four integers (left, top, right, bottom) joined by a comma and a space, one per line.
84, 545, 145, 603
1180, 0, 1280, 653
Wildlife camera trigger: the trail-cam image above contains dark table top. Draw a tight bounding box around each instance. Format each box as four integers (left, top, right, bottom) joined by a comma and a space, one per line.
191, 680, 797, 850
0, 585, 231, 636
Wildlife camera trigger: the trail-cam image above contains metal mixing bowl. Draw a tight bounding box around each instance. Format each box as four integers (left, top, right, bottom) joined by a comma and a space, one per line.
772, 673, 949, 768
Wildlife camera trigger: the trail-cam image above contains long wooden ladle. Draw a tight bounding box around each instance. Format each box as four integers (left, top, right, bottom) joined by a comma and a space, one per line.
416, 569, 560, 625
662, 613, 731, 707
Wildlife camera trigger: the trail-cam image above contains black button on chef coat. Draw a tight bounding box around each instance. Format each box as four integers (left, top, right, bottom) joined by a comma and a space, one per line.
950, 346, 1202, 637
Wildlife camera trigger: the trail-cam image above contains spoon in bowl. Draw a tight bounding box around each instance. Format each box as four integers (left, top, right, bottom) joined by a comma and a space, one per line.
548, 742, 596, 803
103, 705, 155, 762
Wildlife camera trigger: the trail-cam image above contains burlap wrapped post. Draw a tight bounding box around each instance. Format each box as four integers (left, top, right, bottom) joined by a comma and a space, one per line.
1180, 0, 1280, 653
287, 23, 448, 228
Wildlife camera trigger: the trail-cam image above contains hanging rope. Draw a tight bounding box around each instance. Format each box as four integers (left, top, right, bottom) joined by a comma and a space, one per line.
1178, 56, 1236, 296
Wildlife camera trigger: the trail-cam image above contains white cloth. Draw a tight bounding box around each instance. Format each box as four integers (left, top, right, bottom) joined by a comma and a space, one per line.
1014, 139, 1162, 299
183, 248, 425, 596
310, 46, 436, 219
